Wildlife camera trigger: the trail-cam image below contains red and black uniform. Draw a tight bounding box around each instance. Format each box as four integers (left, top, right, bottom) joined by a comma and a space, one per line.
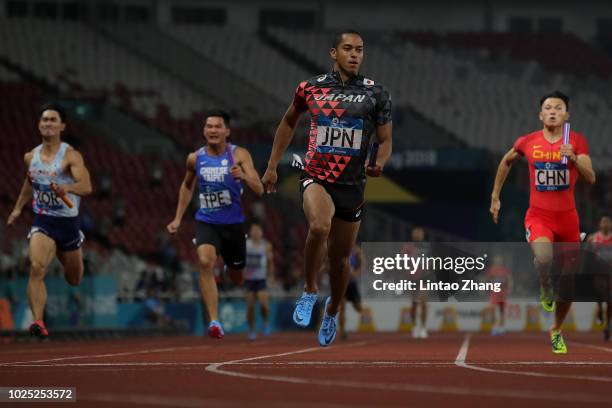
293, 71, 392, 222
513, 130, 589, 242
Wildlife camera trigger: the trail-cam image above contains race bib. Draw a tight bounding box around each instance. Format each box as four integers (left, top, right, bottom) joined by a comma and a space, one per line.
316, 116, 363, 156
534, 162, 569, 192
246, 253, 264, 269
33, 183, 63, 209
199, 189, 232, 209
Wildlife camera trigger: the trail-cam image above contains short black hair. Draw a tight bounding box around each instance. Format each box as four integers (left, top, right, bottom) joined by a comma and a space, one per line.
204, 109, 230, 127
540, 91, 569, 111
332, 30, 362, 48
39, 103, 67, 123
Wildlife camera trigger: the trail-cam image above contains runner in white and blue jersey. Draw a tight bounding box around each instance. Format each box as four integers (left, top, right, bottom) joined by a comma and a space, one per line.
167, 110, 264, 339
245, 222, 274, 340
7, 103, 92, 339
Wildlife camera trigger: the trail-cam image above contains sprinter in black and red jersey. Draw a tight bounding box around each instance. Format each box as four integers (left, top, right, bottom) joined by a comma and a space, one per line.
262, 30, 392, 347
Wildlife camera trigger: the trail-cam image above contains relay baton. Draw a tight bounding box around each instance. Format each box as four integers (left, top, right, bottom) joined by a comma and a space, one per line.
50, 182, 74, 208
561, 122, 570, 165
368, 142, 379, 168
226, 144, 235, 167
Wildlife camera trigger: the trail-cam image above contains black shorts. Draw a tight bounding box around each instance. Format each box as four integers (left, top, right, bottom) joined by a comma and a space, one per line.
195, 221, 246, 269
299, 173, 365, 222
345, 278, 362, 305
245, 279, 267, 293
28, 214, 84, 252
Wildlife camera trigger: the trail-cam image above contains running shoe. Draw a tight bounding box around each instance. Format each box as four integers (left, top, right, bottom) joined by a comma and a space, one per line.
262, 324, 270, 337
208, 320, 224, 339
419, 328, 429, 339
247, 331, 257, 341
604, 326, 610, 342
318, 297, 338, 347
29, 320, 48, 339
540, 285, 555, 313
293, 292, 317, 327
550, 330, 567, 354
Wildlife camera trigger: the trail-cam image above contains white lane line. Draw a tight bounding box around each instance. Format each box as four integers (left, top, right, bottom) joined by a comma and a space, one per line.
204, 341, 610, 403
455, 333, 612, 383
0, 345, 210, 366
455, 333, 471, 364
5, 360, 612, 368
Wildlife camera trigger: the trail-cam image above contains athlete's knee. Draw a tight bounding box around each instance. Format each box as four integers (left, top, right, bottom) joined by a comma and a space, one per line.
198, 254, 217, 272
30, 261, 47, 280
308, 219, 331, 239
65, 268, 83, 286
534, 253, 553, 268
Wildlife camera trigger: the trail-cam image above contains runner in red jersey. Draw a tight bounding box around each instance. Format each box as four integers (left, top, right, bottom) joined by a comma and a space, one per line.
485, 255, 513, 335
589, 215, 612, 341
262, 30, 392, 346
490, 91, 596, 353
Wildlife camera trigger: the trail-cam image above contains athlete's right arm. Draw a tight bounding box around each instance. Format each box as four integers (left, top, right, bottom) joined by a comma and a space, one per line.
262, 103, 303, 193
167, 153, 197, 234
7, 152, 33, 226
490, 147, 521, 224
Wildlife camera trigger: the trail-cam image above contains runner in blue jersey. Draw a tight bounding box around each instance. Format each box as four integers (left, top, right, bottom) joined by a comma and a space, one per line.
262, 30, 393, 346
167, 110, 264, 339
7, 103, 92, 339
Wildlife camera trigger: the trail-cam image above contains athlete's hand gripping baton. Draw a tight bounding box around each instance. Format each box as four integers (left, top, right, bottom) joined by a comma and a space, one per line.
50, 182, 74, 208
368, 142, 379, 168
561, 122, 570, 165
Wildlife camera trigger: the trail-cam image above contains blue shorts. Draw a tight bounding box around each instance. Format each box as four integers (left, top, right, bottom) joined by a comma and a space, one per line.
28, 214, 84, 252
245, 279, 267, 293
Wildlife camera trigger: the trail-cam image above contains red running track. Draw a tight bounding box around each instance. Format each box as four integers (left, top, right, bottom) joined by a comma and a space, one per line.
0, 332, 610, 407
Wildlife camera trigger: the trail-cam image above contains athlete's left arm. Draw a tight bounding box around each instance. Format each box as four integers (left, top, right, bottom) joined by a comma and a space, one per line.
574, 154, 596, 185
370, 122, 392, 176
232, 147, 264, 196
367, 86, 393, 177
64, 149, 93, 196
560, 139, 595, 184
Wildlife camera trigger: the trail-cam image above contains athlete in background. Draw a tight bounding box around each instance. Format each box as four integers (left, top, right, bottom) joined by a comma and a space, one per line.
338, 243, 364, 340
589, 215, 611, 341
245, 222, 274, 340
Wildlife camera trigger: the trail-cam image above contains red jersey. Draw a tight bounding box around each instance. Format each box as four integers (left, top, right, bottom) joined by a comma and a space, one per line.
592, 231, 612, 262
513, 130, 588, 211
592, 231, 612, 244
